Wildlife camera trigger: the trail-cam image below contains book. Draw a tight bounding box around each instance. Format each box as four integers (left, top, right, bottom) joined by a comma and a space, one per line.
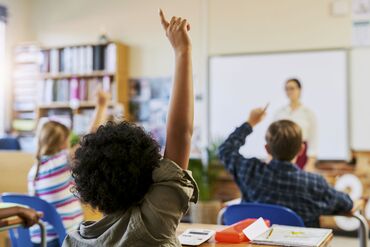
93, 44, 105, 71
86, 46, 93, 73
71, 78, 79, 100
50, 49, 59, 74
105, 43, 116, 72
252, 225, 333, 247
12, 119, 36, 132
79, 79, 88, 101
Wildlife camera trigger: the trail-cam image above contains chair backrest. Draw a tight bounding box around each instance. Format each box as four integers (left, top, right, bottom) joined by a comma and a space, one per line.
0, 137, 21, 150
221, 202, 305, 227
1, 193, 67, 245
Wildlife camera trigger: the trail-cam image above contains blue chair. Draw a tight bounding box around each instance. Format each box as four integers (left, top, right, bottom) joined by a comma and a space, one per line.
1, 193, 66, 246
0, 137, 21, 150
218, 202, 305, 226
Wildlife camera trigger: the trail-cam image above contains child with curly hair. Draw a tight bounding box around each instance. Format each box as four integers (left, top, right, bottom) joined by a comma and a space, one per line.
63, 9, 198, 247
28, 90, 110, 247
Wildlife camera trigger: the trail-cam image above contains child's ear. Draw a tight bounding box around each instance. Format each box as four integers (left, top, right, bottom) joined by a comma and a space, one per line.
265, 144, 271, 155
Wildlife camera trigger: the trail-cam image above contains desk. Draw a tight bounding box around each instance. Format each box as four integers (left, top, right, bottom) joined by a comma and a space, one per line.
177, 223, 333, 247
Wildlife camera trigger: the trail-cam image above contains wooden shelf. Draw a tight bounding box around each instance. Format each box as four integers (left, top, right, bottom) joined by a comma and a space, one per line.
40, 41, 119, 51
38, 101, 116, 109
42, 71, 115, 80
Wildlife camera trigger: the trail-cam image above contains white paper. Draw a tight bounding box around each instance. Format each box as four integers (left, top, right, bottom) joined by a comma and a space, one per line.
352, 21, 370, 46
242, 217, 269, 241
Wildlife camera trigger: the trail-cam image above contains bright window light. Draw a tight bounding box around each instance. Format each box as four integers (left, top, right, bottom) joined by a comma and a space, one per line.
0, 22, 5, 134
0, 6, 6, 135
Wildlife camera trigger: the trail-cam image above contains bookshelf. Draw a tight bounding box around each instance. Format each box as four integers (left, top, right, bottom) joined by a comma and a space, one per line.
11, 43, 41, 135
12, 41, 130, 137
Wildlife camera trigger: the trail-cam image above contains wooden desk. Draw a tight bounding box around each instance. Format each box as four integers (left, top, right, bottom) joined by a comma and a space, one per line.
177, 223, 333, 247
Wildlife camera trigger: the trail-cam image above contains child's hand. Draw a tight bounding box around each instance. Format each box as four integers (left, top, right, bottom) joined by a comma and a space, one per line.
247, 108, 267, 127
96, 89, 111, 107
159, 9, 191, 54
17, 207, 43, 228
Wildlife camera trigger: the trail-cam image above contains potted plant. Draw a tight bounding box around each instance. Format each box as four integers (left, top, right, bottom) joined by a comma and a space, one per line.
188, 150, 222, 224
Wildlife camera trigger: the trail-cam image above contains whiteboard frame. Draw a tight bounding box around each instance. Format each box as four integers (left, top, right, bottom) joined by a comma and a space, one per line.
207, 48, 351, 162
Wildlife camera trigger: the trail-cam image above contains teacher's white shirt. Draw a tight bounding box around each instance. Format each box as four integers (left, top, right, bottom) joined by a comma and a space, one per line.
274, 105, 318, 157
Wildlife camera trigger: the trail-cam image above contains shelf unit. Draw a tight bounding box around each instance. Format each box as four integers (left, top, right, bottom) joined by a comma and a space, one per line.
12, 41, 130, 137
11, 43, 41, 135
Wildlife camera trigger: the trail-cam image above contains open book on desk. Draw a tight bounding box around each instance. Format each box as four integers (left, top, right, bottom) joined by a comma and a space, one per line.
252, 225, 333, 247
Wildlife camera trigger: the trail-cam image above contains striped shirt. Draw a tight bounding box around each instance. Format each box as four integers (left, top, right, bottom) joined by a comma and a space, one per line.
28, 150, 83, 243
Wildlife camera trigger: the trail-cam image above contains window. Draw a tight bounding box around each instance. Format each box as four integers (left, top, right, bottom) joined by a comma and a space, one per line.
0, 5, 6, 135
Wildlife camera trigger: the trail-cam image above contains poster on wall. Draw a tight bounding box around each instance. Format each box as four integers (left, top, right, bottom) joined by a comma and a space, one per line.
353, 0, 370, 21
129, 77, 203, 157
352, 0, 370, 46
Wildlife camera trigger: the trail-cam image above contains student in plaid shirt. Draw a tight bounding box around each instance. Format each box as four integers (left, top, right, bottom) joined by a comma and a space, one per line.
218, 107, 353, 227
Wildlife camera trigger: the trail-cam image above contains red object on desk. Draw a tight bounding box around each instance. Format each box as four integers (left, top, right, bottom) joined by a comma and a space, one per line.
215, 218, 270, 243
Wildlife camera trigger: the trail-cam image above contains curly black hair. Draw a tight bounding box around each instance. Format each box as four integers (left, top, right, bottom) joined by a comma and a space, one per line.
71, 121, 161, 214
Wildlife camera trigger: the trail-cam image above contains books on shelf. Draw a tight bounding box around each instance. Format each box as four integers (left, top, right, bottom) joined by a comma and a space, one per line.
40, 43, 116, 75
38, 76, 115, 105
12, 44, 40, 133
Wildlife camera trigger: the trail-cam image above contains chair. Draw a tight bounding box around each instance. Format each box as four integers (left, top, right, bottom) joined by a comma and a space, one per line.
0, 218, 46, 247
0, 137, 21, 150
1, 193, 67, 246
218, 202, 305, 227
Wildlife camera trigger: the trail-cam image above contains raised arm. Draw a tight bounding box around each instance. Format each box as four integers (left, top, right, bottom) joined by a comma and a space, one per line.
218, 107, 267, 173
160, 9, 193, 170
88, 89, 110, 133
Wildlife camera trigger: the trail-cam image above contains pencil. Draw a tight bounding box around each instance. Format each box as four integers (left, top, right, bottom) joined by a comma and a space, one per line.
266, 228, 274, 239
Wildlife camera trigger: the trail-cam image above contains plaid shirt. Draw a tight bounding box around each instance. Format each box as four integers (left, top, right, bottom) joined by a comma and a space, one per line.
218, 122, 353, 227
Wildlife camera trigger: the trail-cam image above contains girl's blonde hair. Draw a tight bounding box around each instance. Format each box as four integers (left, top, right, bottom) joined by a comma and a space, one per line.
34, 121, 70, 179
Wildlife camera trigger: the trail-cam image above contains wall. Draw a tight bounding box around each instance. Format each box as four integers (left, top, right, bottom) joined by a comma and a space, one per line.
208, 0, 351, 55
29, 0, 205, 79
9, 0, 353, 146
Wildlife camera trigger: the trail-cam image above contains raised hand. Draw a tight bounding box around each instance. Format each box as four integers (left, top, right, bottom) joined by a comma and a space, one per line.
96, 87, 111, 107
160, 9, 194, 170
159, 9, 191, 54
248, 106, 268, 127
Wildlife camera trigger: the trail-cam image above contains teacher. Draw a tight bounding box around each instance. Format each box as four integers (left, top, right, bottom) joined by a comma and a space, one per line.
274, 78, 318, 171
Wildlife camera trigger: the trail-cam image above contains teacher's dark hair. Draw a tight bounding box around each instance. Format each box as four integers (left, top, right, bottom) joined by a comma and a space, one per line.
286, 78, 302, 89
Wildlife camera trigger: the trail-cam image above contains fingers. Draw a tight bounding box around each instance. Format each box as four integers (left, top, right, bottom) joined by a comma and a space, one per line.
169, 16, 177, 30
175, 17, 183, 30
180, 19, 188, 30
159, 9, 169, 30
165, 13, 190, 32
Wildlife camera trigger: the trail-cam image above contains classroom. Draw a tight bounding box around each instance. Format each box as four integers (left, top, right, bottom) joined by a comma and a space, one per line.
0, 0, 369, 246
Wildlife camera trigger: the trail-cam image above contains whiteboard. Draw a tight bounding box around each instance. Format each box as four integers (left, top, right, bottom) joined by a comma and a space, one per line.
209, 50, 349, 160
350, 48, 370, 150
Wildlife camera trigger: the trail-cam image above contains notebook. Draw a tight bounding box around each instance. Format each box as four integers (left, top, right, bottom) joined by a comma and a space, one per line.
252, 225, 333, 247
